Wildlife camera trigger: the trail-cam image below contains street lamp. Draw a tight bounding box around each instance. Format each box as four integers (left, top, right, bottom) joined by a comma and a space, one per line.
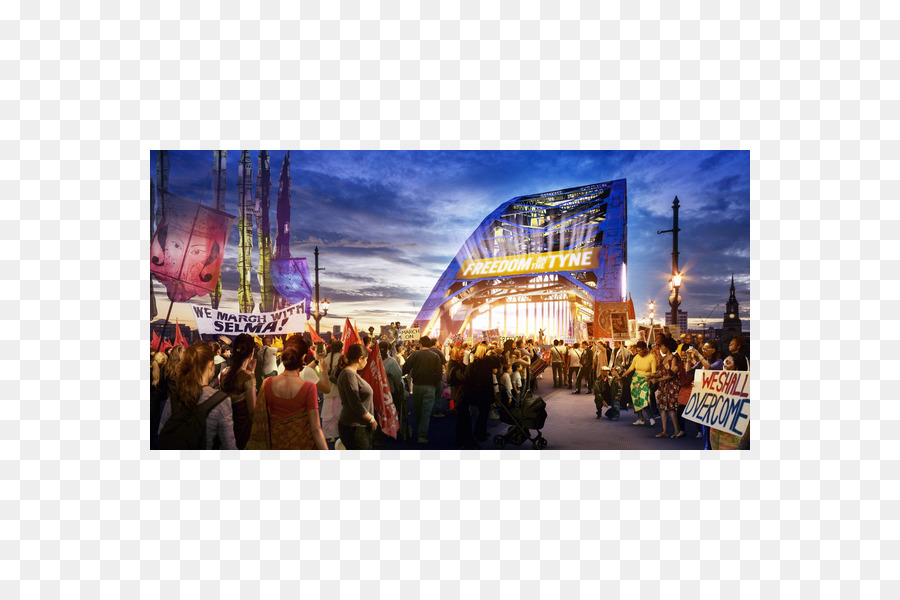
312, 298, 330, 335
670, 272, 683, 330
648, 300, 655, 339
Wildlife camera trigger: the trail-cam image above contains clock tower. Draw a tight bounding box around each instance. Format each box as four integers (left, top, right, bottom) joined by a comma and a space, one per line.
721, 274, 743, 344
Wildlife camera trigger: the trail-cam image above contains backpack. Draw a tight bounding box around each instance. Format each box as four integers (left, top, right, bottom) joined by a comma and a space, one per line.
158, 390, 229, 450
327, 353, 342, 384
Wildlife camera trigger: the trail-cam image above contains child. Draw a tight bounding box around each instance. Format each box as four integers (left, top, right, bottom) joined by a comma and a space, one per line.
511, 362, 523, 402
499, 363, 515, 407
593, 367, 616, 420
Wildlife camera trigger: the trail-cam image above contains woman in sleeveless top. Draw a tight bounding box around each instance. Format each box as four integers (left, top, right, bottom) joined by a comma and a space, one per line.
246, 344, 328, 450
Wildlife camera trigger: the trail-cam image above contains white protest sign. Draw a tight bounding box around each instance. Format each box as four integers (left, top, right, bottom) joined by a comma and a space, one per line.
681, 370, 750, 437
483, 328, 499, 343
191, 300, 306, 336
399, 327, 420, 341
668, 323, 681, 338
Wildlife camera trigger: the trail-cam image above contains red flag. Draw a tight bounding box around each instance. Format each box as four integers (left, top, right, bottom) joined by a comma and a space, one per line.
151, 329, 161, 352
160, 338, 174, 353
359, 345, 400, 438
305, 322, 326, 357
341, 317, 360, 355
627, 294, 636, 319
174, 319, 189, 348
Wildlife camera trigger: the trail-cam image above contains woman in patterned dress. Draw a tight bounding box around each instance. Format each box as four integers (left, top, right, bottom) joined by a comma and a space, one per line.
653, 337, 685, 438
246, 344, 328, 450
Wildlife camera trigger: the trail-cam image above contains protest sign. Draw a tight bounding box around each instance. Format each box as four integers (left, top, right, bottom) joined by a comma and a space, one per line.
668, 323, 681, 338
483, 329, 499, 343
399, 327, 420, 342
593, 301, 633, 340
191, 300, 307, 336
681, 370, 750, 437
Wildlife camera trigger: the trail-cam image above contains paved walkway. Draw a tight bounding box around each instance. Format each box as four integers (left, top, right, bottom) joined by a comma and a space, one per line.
367, 377, 706, 451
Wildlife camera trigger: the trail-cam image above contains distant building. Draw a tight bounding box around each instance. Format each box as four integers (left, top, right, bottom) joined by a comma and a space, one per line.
151, 320, 193, 343
665, 310, 688, 332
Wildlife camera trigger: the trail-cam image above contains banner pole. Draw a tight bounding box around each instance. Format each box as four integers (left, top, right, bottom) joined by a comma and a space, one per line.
155, 301, 175, 353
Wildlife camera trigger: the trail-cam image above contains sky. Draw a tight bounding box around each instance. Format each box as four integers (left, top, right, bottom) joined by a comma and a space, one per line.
150, 150, 750, 334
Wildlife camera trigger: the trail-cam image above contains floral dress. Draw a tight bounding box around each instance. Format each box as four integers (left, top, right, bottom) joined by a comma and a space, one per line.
657, 356, 683, 411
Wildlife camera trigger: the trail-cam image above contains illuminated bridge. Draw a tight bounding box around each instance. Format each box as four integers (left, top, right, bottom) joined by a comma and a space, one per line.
414, 179, 627, 343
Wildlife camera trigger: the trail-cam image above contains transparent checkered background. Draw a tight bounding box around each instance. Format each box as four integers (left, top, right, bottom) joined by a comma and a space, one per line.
0, 1, 894, 598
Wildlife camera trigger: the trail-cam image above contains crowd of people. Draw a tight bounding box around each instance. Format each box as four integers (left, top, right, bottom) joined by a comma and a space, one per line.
150, 325, 749, 451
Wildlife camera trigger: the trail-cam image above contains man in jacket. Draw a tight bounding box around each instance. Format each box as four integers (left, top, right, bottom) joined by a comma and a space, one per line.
549, 340, 565, 389
402, 336, 444, 444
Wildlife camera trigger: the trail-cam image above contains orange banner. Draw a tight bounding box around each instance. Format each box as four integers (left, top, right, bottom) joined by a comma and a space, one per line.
455, 247, 601, 280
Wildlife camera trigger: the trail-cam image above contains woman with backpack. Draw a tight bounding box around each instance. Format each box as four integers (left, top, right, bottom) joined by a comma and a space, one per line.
218, 334, 258, 450
157, 342, 237, 450
246, 343, 328, 450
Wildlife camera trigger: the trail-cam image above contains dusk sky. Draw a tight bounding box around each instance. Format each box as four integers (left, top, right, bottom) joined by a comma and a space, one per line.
150, 150, 750, 334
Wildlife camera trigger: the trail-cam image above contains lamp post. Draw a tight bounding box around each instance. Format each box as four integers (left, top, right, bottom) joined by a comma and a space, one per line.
658, 196, 683, 330
648, 300, 655, 342
312, 246, 330, 335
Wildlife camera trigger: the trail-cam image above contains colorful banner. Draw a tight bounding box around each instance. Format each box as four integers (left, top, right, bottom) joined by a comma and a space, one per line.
270, 257, 313, 318
682, 370, 751, 437
455, 247, 601, 280
150, 194, 236, 302
593, 301, 632, 340
190, 300, 307, 335
399, 327, 420, 342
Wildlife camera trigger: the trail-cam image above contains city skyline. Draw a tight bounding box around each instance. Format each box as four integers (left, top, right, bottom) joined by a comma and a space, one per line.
150, 150, 750, 335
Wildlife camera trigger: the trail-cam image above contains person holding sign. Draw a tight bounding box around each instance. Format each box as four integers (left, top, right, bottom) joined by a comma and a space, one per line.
615, 340, 657, 427
686, 340, 724, 448
708, 356, 750, 450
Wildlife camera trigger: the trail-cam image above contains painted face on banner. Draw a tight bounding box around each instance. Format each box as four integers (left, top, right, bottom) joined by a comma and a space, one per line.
151, 195, 234, 302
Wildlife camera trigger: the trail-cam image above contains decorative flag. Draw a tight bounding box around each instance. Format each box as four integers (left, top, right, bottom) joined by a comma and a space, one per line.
150, 193, 236, 302
254, 150, 275, 312
174, 319, 189, 348
341, 317, 360, 354
359, 344, 400, 438
237, 150, 255, 313
270, 257, 313, 319
306, 322, 327, 357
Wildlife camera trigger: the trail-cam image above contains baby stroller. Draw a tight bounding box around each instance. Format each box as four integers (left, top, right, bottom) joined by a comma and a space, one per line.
493, 392, 548, 450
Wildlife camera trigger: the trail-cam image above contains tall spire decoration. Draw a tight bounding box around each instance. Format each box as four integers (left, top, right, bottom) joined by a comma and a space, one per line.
274, 152, 292, 260
237, 151, 255, 313
210, 151, 227, 309
729, 273, 737, 303
272, 152, 292, 310
150, 176, 158, 319
255, 150, 274, 312
155, 151, 169, 227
